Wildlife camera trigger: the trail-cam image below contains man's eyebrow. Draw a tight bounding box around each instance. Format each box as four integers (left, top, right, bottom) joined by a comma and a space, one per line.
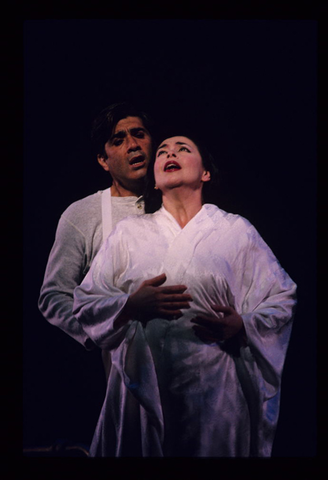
110, 127, 147, 141
130, 127, 147, 135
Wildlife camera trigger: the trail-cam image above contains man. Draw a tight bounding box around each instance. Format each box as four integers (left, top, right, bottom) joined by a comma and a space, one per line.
38, 102, 190, 377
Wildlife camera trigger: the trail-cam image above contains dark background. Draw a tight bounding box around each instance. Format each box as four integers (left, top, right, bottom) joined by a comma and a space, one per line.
23, 19, 317, 457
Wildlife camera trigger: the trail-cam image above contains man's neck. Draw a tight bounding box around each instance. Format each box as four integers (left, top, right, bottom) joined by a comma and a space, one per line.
110, 181, 143, 198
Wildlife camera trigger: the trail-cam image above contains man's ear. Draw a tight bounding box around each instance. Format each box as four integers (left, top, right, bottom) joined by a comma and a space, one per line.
202, 170, 211, 183
97, 154, 110, 172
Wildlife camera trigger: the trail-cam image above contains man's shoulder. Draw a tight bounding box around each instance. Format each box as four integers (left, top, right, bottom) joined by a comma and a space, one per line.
64, 191, 101, 211
61, 191, 102, 226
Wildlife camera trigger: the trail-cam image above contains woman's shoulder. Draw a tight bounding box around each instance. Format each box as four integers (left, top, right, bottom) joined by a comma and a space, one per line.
204, 204, 252, 231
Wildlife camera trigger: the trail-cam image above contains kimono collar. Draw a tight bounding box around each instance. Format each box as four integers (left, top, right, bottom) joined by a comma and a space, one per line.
158, 203, 221, 229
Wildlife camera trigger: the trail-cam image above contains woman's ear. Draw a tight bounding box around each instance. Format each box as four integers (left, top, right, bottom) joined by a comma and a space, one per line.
202, 170, 211, 183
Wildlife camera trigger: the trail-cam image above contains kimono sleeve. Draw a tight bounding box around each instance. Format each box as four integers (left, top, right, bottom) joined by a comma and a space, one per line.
73, 227, 131, 350
240, 225, 297, 398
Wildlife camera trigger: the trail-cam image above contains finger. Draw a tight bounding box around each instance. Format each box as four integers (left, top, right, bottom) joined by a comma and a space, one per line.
145, 273, 167, 287
159, 302, 191, 310
192, 325, 221, 343
160, 293, 193, 302
211, 305, 233, 314
160, 285, 190, 295
190, 316, 219, 328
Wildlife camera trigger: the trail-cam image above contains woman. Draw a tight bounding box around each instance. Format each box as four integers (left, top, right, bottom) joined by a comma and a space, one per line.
73, 134, 297, 457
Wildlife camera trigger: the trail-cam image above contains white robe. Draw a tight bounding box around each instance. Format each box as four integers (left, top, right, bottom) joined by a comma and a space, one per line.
73, 204, 297, 457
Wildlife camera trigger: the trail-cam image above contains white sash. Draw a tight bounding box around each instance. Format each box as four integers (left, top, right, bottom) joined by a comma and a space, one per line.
101, 187, 112, 243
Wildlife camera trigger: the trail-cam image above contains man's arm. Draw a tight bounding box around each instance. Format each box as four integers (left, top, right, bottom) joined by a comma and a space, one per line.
38, 214, 96, 350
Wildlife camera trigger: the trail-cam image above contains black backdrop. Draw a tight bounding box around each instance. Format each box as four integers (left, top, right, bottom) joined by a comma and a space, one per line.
23, 20, 317, 457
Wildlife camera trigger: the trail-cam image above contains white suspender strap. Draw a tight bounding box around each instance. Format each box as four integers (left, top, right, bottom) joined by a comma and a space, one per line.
101, 187, 112, 243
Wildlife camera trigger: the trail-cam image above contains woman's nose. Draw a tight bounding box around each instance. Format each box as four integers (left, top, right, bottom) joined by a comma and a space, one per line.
167, 151, 176, 158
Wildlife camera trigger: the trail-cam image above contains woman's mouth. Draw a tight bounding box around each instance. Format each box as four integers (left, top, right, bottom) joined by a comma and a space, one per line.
164, 161, 181, 172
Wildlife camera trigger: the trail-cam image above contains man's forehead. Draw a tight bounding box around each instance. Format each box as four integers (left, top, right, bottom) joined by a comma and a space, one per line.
113, 116, 145, 133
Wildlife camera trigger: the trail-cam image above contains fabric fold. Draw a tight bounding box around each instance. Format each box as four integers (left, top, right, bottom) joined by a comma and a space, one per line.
74, 204, 296, 457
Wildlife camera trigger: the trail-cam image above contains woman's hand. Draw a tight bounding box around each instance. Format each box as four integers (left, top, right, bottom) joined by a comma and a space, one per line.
114, 273, 192, 328
191, 305, 246, 343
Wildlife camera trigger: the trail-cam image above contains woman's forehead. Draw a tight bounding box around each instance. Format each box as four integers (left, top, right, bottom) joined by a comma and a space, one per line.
157, 136, 197, 149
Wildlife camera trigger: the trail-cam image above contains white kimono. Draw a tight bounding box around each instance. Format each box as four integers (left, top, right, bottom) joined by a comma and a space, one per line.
73, 204, 297, 457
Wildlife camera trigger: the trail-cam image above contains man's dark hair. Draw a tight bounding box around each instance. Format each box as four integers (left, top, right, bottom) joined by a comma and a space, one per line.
91, 102, 154, 157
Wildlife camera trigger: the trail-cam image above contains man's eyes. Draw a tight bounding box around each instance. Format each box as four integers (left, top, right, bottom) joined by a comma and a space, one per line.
134, 131, 145, 138
112, 132, 145, 146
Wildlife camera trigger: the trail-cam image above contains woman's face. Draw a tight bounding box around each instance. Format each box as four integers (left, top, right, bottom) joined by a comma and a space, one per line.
154, 136, 210, 193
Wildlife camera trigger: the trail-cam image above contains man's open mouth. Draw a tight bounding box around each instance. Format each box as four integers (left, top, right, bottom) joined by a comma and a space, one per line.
164, 161, 181, 172
129, 155, 145, 167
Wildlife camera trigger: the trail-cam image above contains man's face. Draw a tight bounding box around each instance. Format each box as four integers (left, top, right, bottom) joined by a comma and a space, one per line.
98, 116, 152, 195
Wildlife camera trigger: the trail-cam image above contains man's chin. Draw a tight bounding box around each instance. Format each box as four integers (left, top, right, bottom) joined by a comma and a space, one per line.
129, 161, 147, 172
129, 166, 148, 180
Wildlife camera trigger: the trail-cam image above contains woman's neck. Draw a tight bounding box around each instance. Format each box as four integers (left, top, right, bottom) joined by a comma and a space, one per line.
162, 189, 203, 228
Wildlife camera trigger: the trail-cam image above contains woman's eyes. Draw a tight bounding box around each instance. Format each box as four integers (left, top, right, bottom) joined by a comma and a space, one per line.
157, 147, 190, 156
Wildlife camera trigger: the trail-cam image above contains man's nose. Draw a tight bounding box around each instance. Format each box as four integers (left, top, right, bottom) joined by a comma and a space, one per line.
127, 135, 140, 152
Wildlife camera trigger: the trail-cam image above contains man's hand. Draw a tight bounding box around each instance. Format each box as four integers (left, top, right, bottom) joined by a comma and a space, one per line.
114, 273, 192, 328
191, 305, 245, 343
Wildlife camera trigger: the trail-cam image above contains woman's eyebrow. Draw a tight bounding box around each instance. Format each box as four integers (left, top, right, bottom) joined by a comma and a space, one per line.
157, 141, 191, 150
157, 143, 168, 150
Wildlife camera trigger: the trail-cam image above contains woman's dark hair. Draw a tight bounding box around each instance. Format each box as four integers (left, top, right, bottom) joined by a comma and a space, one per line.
91, 102, 155, 157
144, 130, 220, 213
